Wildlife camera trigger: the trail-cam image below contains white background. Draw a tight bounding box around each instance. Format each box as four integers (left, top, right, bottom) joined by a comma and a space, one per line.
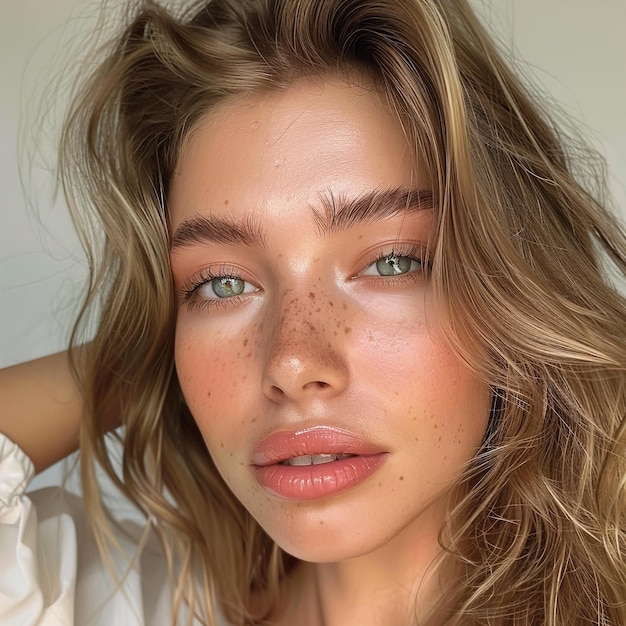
1, 0, 626, 368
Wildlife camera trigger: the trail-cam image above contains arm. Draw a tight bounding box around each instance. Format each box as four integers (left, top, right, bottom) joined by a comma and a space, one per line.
0, 350, 85, 474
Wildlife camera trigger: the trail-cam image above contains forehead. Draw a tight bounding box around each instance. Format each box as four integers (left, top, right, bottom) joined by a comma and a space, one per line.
168, 76, 428, 231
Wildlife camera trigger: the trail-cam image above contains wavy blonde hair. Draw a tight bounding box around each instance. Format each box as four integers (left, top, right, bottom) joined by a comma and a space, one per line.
60, 0, 626, 623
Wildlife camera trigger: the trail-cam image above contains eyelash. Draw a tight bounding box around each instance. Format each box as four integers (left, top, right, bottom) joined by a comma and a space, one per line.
178, 244, 431, 312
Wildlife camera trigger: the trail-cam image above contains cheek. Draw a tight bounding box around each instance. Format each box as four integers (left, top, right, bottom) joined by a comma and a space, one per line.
350, 305, 490, 447
346, 300, 440, 402
174, 318, 258, 444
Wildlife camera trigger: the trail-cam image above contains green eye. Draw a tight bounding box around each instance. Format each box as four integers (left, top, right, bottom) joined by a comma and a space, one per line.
361, 254, 421, 277
375, 255, 415, 276
181, 270, 258, 310
211, 276, 246, 297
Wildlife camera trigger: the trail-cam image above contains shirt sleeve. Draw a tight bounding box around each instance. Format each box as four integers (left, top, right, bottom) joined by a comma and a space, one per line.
0, 433, 163, 625
0, 433, 229, 626
0, 433, 76, 625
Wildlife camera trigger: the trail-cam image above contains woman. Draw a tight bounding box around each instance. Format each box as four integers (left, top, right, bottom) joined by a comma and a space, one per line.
1, 0, 625, 624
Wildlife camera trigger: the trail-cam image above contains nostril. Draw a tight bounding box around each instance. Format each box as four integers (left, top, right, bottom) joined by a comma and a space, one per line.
270, 385, 286, 398
307, 380, 330, 390
268, 380, 330, 401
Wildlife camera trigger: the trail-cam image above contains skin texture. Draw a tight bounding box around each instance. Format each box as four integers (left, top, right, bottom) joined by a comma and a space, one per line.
169, 76, 491, 624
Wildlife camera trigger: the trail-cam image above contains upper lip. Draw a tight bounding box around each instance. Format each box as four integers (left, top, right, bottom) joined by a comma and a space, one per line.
251, 425, 385, 466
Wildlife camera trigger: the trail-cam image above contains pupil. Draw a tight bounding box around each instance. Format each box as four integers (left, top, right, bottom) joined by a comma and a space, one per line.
212, 277, 244, 297
377, 255, 410, 276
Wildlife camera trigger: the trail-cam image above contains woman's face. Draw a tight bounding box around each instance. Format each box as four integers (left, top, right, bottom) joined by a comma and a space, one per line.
169, 77, 490, 562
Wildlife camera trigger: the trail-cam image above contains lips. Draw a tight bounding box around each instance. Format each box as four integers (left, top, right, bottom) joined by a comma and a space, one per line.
251, 426, 387, 500
251, 425, 384, 465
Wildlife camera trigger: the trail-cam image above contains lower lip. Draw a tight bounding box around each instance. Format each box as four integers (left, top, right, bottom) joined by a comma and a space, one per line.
253, 454, 387, 500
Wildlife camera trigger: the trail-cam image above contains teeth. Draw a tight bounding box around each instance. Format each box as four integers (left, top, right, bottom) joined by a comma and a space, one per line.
285, 453, 352, 466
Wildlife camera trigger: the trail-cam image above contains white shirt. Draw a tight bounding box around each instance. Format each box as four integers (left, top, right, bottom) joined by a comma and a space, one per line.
0, 434, 227, 625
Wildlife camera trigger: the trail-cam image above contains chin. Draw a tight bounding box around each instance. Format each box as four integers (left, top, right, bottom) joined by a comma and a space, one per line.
253, 504, 396, 563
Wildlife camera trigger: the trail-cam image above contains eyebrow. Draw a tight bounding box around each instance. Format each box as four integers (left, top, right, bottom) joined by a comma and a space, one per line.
169, 186, 434, 251
170, 213, 268, 251
314, 186, 434, 234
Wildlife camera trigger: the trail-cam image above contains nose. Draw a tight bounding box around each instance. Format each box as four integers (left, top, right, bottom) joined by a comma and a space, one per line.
261, 290, 349, 404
